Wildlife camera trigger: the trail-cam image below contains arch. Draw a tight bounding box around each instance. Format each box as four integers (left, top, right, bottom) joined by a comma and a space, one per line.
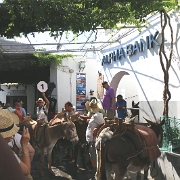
110, 71, 129, 96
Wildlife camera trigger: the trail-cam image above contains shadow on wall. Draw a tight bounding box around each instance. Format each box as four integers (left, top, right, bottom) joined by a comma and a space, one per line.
149, 160, 166, 180
152, 152, 180, 180
166, 153, 180, 178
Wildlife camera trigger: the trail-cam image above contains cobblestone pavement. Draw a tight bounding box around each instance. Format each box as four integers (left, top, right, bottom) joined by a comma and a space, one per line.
31, 147, 155, 180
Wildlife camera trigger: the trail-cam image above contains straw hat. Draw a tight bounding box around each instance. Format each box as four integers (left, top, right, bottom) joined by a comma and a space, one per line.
0, 109, 19, 138
36, 98, 45, 104
86, 99, 101, 114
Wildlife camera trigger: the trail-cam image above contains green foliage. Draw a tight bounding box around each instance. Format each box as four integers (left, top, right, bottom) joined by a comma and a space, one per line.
32, 53, 74, 67
0, 53, 74, 84
0, 66, 50, 84
0, 0, 178, 38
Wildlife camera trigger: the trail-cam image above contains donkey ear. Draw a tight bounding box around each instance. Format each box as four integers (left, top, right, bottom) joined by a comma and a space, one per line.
136, 102, 139, 106
143, 117, 154, 126
132, 101, 135, 106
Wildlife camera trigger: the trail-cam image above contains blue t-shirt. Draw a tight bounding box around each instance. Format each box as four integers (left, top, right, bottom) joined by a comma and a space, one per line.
116, 100, 127, 119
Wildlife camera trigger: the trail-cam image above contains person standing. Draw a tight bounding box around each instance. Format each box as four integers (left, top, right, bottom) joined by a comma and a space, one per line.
20, 100, 27, 117
116, 94, 127, 119
102, 81, 115, 120
36, 92, 50, 123
85, 99, 105, 175
14, 99, 23, 124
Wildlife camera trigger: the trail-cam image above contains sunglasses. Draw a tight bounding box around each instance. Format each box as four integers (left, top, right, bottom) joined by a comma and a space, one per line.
38, 102, 43, 104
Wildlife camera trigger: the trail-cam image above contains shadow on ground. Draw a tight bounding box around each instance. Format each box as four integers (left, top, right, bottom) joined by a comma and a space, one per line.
31, 146, 160, 180
31, 147, 95, 180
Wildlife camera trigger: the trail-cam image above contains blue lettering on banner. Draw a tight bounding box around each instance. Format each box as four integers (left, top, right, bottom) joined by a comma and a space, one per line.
102, 31, 159, 66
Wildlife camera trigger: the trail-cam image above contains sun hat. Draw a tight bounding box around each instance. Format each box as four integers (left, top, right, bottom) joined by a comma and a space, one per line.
86, 99, 101, 114
0, 109, 19, 138
89, 89, 94, 93
36, 98, 45, 104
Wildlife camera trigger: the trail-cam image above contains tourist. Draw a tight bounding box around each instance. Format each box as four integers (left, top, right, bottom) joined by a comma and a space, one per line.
80, 97, 105, 121
102, 81, 116, 120
0, 109, 31, 176
116, 94, 127, 119
14, 99, 23, 124
0, 134, 26, 180
36, 92, 50, 123
20, 100, 27, 117
86, 99, 105, 170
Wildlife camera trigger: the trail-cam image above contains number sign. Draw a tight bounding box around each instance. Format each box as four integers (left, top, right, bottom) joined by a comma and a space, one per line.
37, 81, 48, 92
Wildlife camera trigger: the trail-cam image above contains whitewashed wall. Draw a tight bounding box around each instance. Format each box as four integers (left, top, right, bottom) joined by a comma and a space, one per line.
98, 12, 180, 122
50, 56, 100, 111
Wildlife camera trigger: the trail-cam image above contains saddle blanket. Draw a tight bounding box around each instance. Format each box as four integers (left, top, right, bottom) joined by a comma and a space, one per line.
136, 125, 161, 162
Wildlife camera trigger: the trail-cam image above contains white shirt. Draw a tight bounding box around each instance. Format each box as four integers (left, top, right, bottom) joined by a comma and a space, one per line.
86, 112, 105, 142
8, 133, 22, 150
8, 133, 22, 164
37, 105, 48, 123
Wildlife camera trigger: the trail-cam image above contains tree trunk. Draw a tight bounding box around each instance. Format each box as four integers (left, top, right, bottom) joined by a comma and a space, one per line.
159, 9, 173, 117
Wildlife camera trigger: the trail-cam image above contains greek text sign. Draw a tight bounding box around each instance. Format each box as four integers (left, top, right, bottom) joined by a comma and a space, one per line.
102, 31, 159, 65
8, 89, 26, 96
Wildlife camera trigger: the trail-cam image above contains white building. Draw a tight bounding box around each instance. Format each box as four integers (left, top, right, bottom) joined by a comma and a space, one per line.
97, 12, 180, 122
0, 12, 180, 123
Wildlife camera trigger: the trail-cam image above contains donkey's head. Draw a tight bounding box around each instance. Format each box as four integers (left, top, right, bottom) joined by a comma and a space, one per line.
143, 117, 165, 148
61, 115, 79, 145
50, 114, 79, 145
130, 101, 139, 118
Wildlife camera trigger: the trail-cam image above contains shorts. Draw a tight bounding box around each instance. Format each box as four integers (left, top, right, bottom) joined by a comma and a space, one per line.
105, 110, 115, 120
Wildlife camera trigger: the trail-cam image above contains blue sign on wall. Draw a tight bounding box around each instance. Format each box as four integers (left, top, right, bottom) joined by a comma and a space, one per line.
102, 31, 159, 65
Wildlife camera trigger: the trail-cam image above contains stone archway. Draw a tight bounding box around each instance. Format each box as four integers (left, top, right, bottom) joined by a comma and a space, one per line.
109, 70, 139, 119
110, 71, 129, 96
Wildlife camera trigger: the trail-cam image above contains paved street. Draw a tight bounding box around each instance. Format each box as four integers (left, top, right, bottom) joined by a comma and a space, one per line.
31, 146, 158, 180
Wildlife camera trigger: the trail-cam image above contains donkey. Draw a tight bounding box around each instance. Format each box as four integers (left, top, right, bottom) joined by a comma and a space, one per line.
95, 119, 131, 180
98, 117, 165, 180
22, 114, 79, 176
130, 101, 139, 123
73, 118, 92, 170
52, 113, 92, 170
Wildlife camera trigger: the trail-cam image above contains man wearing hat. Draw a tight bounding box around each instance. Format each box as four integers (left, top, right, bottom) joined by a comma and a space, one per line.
0, 109, 31, 176
102, 81, 116, 120
0, 134, 26, 180
36, 92, 50, 123
85, 99, 105, 175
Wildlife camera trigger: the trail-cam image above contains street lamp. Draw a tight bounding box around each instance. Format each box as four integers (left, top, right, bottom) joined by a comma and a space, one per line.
79, 61, 85, 72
